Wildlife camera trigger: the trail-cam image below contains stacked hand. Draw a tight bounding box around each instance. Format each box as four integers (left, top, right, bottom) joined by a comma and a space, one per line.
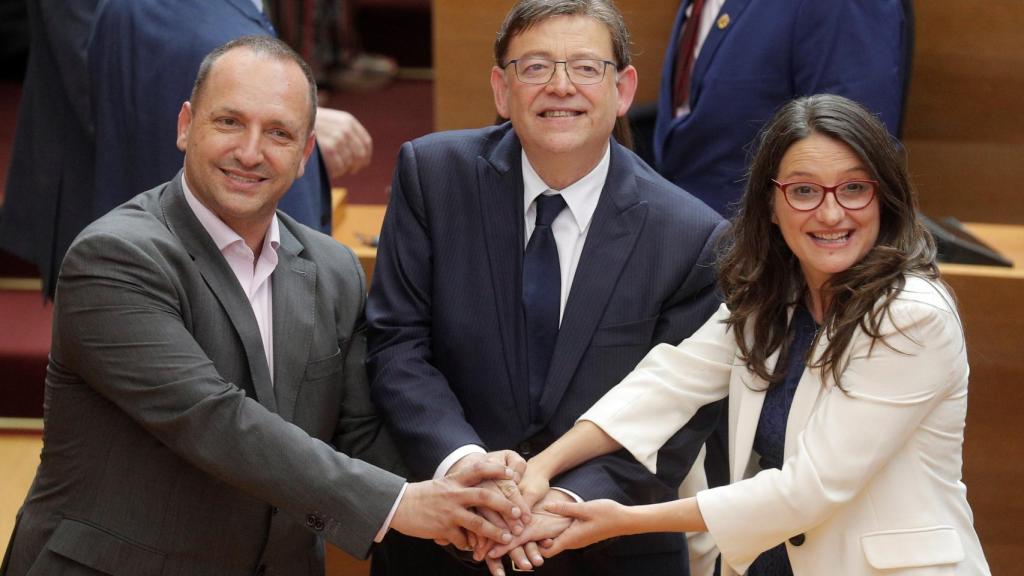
486, 490, 573, 572
536, 498, 626, 557
390, 459, 524, 550
440, 453, 609, 576
442, 451, 532, 575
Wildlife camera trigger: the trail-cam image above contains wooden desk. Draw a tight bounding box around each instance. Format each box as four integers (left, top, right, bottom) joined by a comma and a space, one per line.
939, 223, 1023, 279
332, 204, 387, 284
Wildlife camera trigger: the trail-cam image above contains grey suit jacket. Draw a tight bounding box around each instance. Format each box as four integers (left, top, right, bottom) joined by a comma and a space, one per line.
2, 174, 405, 576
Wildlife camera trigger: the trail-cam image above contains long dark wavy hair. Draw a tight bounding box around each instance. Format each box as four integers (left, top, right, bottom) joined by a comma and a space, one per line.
717, 94, 941, 388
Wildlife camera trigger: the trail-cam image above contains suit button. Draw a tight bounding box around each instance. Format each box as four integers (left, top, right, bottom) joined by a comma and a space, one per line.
305, 514, 318, 529
255, 565, 266, 576
516, 441, 533, 457
789, 533, 805, 546
270, 507, 279, 516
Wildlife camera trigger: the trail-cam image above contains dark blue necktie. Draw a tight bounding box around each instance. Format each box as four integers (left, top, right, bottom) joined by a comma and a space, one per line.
523, 193, 567, 423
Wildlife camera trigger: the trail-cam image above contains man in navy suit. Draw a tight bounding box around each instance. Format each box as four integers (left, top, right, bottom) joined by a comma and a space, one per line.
654, 0, 908, 217
367, 1, 725, 574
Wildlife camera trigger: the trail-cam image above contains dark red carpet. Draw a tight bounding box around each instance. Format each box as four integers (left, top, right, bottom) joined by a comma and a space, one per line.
0, 80, 20, 205
0, 291, 51, 417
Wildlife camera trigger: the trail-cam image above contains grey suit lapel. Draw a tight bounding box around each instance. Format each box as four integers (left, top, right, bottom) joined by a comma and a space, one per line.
160, 173, 277, 413
270, 223, 317, 422
535, 143, 647, 428
477, 128, 531, 428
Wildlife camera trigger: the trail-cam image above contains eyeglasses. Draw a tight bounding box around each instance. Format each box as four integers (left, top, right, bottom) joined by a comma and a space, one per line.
772, 179, 878, 211
505, 58, 616, 85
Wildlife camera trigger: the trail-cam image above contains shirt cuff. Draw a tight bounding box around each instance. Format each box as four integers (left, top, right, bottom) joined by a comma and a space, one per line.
550, 487, 583, 503
374, 482, 409, 543
434, 444, 486, 480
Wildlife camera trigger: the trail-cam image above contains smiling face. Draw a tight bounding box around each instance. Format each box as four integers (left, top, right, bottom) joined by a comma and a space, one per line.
176, 47, 316, 245
772, 133, 881, 291
490, 15, 636, 184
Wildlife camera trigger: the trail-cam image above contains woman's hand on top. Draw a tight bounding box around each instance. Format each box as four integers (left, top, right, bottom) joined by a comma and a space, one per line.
539, 499, 629, 557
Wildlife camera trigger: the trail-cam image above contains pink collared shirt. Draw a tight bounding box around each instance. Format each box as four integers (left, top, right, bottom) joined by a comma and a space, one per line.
182, 175, 280, 382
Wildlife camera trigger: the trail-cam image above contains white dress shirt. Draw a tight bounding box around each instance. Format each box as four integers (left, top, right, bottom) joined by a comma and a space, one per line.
521, 146, 608, 322
434, 146, 612, 504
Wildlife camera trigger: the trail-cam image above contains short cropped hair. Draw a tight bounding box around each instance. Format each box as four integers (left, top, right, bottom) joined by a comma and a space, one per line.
190, 35, 318, 134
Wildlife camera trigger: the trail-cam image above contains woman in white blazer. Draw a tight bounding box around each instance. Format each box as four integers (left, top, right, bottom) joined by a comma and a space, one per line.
500, 95, 990, 575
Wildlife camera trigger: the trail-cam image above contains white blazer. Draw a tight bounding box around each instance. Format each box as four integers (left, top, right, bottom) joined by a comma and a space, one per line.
582, 275, 989, 575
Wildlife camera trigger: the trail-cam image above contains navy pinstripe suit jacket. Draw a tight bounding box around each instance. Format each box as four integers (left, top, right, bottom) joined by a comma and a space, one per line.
367, 123, 726, 560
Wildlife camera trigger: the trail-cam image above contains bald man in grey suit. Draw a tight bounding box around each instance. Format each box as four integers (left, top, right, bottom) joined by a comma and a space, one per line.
1, 36, 521, 576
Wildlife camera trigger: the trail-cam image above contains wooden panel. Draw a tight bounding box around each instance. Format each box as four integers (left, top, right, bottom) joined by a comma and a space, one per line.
433, 0, 678, 131
616, 0, 679, 102
945, 273, 1023, 573
939, 224, 1024, 573
902, 0, 1024, 224
0, 429, 42, 552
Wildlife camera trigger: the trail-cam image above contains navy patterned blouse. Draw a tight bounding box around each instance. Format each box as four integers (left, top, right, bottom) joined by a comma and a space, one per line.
747, 303, 818, 576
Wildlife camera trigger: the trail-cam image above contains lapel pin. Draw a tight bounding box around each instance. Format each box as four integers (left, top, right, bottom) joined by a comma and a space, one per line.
717, 13, 731, 30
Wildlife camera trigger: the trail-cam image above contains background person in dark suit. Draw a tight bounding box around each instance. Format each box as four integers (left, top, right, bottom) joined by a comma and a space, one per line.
88, 0, 373, 233
0, 0, 99, 298
366, 1, 725, 574
653, 0, 908, 217
1, 36, 520, 576
0, 0, 372, 298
